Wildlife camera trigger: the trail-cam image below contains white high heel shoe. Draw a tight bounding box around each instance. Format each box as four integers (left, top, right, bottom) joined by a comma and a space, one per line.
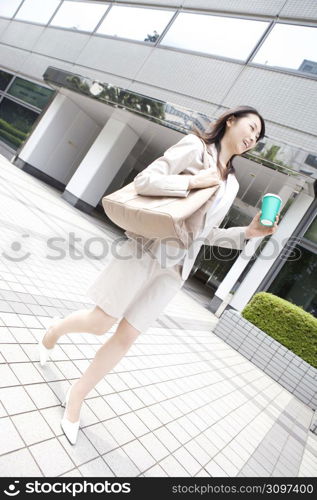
38, 316, 61, 366
60, 385, 80, 445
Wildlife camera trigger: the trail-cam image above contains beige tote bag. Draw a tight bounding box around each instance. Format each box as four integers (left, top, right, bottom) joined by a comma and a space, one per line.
102, 139, 221, 249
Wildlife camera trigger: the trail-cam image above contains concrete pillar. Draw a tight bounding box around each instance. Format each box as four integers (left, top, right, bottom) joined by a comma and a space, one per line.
15, 93, 100, 189
62, 118, 139, 213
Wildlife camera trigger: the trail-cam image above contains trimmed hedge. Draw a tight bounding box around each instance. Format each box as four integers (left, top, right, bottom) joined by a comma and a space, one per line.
242, 292, 317, 369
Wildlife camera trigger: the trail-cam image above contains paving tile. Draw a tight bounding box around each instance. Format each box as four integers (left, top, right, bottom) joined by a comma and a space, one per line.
123, 440, 156, 472
12, 410, 54, 445
134, 407, 162, 431
143, 464, 168, 477
86, 396, 116, 420
54, 361, 82, 379
30, 438, 75, 476
0, 344, 30, 362
173, 446, 202, 475
10, 362, 44, 384
0, 386, 36, 415
0, 313, 25, 327
58, 432, 99, 467
205, 460, 228, 477
103, 417, 135, 446
160, 455, 190, 477
82, 422, 119, 454
154, 427, 181, 453
103, 448, 140, 477
184, 439, 211, 466
0, 447, 42, 476
61, 468, 82, 477
0, 417, 25, 454
120, 412, 149, 437
0, 364, 20, 387
24, 382, 59, 409
104, 393, 132, 416
79, 457, 114, 477
139, 432, 170, 461
120, 390, 144, 411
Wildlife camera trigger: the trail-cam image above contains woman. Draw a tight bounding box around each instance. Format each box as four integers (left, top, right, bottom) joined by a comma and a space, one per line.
38, 105, 279, 445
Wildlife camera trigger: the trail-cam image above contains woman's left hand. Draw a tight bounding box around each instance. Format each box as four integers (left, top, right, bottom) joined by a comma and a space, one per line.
245, 211, 280, 239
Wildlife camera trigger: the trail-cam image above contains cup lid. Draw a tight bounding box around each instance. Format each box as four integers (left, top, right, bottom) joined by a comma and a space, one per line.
262, 193, 282, 201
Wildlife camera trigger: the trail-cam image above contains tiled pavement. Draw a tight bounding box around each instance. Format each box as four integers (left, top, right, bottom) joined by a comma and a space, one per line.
0, 154, 316, 478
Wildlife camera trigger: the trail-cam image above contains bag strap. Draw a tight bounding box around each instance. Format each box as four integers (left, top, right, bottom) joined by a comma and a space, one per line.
200, 138, 210, 169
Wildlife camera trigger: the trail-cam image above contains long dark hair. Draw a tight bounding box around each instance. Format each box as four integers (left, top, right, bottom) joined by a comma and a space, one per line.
191, 106, 265, 180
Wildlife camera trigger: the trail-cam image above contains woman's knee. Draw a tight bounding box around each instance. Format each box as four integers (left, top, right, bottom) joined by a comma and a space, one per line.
114, 317, 141, 347
89, 306, 118, 334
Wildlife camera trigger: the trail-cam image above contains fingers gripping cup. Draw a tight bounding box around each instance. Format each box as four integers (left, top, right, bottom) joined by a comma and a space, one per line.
260, 193, 282, 226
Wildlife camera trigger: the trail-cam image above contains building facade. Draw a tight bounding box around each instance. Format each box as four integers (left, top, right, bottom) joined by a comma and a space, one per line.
0, 0, 316, 316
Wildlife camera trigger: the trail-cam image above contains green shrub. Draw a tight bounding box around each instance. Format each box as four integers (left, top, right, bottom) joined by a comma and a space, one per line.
242, 292, 317, 369
0, 129, 23, 148
0, 119, 27, 140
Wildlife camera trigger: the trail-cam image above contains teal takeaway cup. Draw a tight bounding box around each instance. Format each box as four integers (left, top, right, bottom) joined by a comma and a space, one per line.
260, 193, 282, 226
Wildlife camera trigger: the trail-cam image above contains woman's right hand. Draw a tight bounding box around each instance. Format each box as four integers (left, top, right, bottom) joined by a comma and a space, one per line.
188, 168, 221, 190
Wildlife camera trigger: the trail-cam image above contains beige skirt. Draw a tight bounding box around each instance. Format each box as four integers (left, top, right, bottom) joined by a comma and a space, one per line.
86, 238, 185, 333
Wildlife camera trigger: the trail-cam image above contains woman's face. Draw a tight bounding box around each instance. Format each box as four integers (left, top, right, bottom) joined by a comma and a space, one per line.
226, 113, 262, 154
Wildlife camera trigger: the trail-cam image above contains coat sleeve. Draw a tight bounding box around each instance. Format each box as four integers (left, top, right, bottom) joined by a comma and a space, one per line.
134, 134, 203, 197
205, 226, 249, 250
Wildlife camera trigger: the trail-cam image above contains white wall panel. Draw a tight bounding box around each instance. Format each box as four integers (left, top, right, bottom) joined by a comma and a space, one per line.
223, 66, 317, 136
0, 44, 27, 72
0, 18, 10, 37
32, 27, 90, 61
20, 53, 73, 81
183, 0, 285, 16
280, 0, 317, 21
135, 48, 242, 103
0, 20, 44, 51
76, 37, 151, 79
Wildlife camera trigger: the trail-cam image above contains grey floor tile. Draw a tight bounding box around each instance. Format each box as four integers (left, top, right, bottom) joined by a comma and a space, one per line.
0, 417, 25, 454
0, 364, 20, 387
160, 455, 190, 477
82, 422, 119, 455
86, 396, 116, 421
122, 440, 156, 472
58, 433, 99, 467
103, 448, 140, 477
0, 386, 36, 415
103, 417, 135, 446
10, 362, 45, 384
78, 457, 114, 477
12, 410, 55, 445
139, 432, 170, 461
0, 447, 42, 476
29, 438, 75, 476
0, 344, 30, 363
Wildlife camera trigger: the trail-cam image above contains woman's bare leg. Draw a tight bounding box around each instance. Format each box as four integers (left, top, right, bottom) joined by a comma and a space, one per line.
42, 306, 118, 349
64, 318, 141, 422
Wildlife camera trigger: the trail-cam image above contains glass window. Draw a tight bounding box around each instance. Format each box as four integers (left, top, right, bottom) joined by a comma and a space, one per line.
15, 0, 61, 25
0, 69, 13, 91
0, 97, 39, 150
252, 24, 317, 75
268, 245, 317, 317
161, 13, 269, 61
97, 5, 175, 43
303, 216, 317, 244
0, 0, 22, 18
50, 1, 109, 32
7, 77, 54, 109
